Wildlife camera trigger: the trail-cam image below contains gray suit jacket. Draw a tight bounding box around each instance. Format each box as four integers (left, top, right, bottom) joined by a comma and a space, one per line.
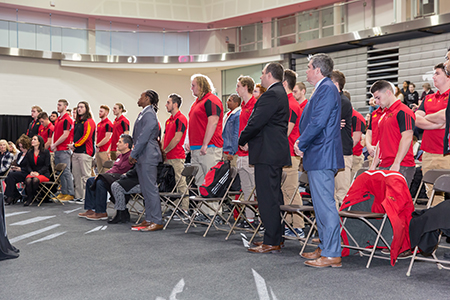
131, 105, 162, 166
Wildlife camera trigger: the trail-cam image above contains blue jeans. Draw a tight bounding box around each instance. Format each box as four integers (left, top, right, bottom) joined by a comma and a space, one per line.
308, 169, 341, 257
54, 150, 74, 196
84, 177, 108, 213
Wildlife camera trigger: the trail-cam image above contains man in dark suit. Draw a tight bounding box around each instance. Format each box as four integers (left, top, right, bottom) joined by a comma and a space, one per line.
239, 62, 291, 254
294, 53, 344, 268
129, 90, 163, 232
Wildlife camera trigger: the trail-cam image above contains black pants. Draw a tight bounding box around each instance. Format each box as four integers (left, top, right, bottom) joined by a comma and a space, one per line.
5, 171, 27, 198
254, 164, 284, 246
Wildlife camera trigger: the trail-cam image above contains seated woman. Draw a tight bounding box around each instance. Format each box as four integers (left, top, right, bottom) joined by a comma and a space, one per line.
0, 139, 13, 176
23, 135, 51, 206
4, 135, 32, 205
8, 141, 19, 161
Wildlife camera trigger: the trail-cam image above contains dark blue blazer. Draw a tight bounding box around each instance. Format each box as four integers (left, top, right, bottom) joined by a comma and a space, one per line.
297, 77, 344, 171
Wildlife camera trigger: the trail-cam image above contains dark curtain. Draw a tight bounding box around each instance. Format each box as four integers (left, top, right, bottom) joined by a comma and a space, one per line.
0, 115, 31, 143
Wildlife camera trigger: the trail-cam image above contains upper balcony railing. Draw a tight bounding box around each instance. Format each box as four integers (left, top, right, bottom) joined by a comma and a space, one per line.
0, 0, 440, 57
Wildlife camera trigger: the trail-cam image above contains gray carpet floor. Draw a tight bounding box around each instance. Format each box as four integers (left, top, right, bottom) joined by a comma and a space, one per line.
1, 202, 449, 300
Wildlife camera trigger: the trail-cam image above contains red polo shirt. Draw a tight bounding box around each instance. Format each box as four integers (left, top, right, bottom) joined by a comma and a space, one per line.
38, 122, 54, 151
188, 92, 223, 149
368, 106, 384, 146
164, 111, 188, 160
97, 118, 113, 152
352, 109, 366, 156
418, 89, 448, 154
236, 96, 256, 157
111, 115, 130, 152
378, 100, 415, 168
54, 112, 73, 151
299, 99, 308, 112
287, 93, 302, 156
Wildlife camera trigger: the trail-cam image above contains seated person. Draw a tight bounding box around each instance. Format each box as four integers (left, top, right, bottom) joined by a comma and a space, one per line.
8, 141, 19, 161
23, 135, 51, 206
0, 139, 13, 176
108, 167, 140, 224
4, 135, 32, 205
78, 134, 133, 220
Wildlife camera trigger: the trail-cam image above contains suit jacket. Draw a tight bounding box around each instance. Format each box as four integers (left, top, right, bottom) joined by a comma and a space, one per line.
25, 149, 51, 178
297, 77, 344, 171
131, 105, 162, 166
239, 81, 291, 167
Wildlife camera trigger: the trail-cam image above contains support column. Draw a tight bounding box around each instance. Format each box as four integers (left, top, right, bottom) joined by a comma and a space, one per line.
262, 17, 272, 49
88, 17, 96, 54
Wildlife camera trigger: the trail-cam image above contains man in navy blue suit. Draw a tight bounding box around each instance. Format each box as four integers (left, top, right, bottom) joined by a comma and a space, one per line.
294, 53, 344, 268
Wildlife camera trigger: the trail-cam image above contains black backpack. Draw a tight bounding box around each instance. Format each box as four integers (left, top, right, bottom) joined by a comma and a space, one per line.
157, 163, 176, 193
199, 160, 232, 198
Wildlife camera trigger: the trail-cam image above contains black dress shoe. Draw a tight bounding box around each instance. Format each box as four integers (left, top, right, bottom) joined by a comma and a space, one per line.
23, 199, 31, 206
5, 197, 15, 205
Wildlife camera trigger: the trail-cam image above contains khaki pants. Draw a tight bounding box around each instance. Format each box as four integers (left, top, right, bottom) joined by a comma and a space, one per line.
166, 158, 189, 211
236, 155, 256, 220
191, 147, 223, 215
335, 155, 353, 208
222, 152, 237, 168
351, 154, 364, 179
50, 152, 55, 174
422, 152, 450, 206
282, 156, 304, 228
72, 153, 93, 199
95, 151, 110, 174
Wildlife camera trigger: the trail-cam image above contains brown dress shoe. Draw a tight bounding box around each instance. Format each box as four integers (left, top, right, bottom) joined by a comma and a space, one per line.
304, 256, 342, 268
312, 238, 321, 244
132, 220, 151, 228
253, 241, 285, 248
139, 222, 164, 232
300, 247, 321, 259
78, 210, 95, 218
248, 244, 281, 254
86, 212, 108, 221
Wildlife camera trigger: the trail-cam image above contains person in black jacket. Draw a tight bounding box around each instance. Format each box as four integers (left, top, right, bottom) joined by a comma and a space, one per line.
23, 135, 51, 206
4, 135, 31, 205
239, 62, 291, 253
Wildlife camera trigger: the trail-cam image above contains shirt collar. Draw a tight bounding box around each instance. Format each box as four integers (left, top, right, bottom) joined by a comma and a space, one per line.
315, 77, 326, 89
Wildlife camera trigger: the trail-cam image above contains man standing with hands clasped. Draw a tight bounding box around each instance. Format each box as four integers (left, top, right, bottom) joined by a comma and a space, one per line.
239, 62, 291, 254
294, 53, 344, 268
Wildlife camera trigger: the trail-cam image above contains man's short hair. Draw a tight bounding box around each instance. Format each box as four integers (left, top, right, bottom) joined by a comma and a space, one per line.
310, 53, 334, 78
238, 76, 255, 94
228, 93, 241, 106
330, 70, 346, 91
38, 112, 49, 120
120, 134, 133, 150
422, 83, 432, 89
283, 69, 297, 91
191, 74, 214, 97
32, 105, 42, 113
51, 111, 58, 116
409, 82, 416, 88
58, 99, 69, 107
100, 105, 110, 113
370, 80, 394, 95
169, 93, 183, 108
265, 62, 284, 82
66, 108, 72, 113
435, 62, 446, 74
295, 82, 306, 92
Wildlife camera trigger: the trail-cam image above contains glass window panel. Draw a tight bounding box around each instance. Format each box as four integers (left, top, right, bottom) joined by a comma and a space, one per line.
51, 27, 62, 52
164, 32, 189, 56
241, 44, 255, 52
138, 32, 164, 56
322, 7, 334, 27
18, 23, 36, 50
277, 35, 295, 46
277, 15, 296, 36
95, 30, 110, 55
299, 30, 319, 42
61, 28, 88, 54
9, 22, 18, 48
111, 31, 138, 55
322, 26, 334, 38
298, 11, 319, 32
36, 25, 51, 51
256, 23, 263, 41
0, 20, 9, 47
240, 24, 255, 44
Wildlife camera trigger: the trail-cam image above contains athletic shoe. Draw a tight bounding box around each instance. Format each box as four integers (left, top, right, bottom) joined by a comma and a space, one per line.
284, 227, 305, 238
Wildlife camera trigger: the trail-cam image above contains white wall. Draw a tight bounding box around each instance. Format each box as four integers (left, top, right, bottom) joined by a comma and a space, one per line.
0, 55, 221, 133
